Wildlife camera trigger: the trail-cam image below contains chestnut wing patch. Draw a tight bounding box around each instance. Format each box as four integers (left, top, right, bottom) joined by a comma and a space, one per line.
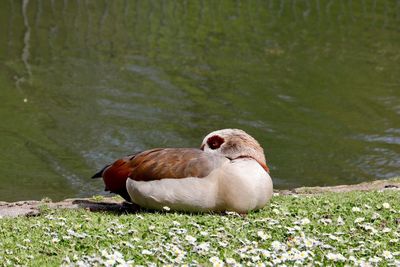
128, 148, 223, 181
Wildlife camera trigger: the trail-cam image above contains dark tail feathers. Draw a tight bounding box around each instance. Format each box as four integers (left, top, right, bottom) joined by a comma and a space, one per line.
91, 165, 110, 179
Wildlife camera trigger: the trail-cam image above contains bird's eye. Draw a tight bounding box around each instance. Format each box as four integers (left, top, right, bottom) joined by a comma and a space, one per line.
207, 135, 225, 150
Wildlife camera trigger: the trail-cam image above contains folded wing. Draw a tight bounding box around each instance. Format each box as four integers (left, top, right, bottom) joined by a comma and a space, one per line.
128, 148, 227, 181
93, 148, 229, 199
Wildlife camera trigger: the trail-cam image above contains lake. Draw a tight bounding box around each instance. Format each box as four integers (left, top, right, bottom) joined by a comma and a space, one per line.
0, 0, 399, 201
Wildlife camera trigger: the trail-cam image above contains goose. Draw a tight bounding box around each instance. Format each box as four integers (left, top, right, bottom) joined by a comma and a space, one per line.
92, 129, 273, 213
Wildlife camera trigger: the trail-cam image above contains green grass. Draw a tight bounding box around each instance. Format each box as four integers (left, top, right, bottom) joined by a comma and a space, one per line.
0, 191, 399, 266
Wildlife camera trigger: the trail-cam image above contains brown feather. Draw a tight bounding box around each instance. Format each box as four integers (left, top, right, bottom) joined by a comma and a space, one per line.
103, 157, 132, 192
128, 148, 225, 181
97, 148, 227, 201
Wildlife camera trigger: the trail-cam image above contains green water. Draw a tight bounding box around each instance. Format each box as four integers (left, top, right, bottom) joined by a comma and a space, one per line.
0, 0, 399, 202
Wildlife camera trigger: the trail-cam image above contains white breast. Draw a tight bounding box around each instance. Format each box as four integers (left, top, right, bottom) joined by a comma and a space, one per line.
216, 159, 273, 212
125, 158, 273, 213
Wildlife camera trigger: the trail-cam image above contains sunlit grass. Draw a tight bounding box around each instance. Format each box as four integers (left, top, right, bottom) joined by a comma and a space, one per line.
0, 191, 399, 266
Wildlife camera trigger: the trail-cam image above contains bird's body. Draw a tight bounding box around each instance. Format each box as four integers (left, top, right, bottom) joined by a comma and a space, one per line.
92, 129, 273, 213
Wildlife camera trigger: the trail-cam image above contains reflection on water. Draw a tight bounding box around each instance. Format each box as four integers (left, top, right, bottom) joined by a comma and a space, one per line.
0, 0, 399, 201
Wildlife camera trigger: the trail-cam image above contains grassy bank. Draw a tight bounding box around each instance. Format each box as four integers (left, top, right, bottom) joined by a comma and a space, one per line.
0, 190, 399, 266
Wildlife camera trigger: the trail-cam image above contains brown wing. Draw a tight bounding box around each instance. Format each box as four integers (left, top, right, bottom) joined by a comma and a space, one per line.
128, 148, 227, 181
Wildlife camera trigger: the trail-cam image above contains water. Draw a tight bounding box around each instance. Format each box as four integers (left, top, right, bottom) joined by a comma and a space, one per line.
0, 0, 399, 202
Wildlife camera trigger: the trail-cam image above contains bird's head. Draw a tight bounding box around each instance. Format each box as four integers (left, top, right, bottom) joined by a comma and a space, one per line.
200, 129, 268, 171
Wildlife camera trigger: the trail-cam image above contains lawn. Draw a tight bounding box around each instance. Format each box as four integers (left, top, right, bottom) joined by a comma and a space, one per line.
0, 190, 399, 266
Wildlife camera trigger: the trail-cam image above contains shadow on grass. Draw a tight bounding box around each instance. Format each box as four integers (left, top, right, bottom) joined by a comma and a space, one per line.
71, 200, 141, 215
70, 199, 235, 216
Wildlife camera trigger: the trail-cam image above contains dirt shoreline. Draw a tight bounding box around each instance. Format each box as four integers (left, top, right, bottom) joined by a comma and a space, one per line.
1, 178, 399, 218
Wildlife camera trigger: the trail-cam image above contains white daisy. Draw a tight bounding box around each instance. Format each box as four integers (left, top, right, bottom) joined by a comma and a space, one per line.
194, 242, 210, 254
354, 217, 365, 223
225, 258, 238, 265
257, 230, 270, 241
382, 250, 393, 259
271, 241, 286, 252
326, 252, 346, 262
185, 235, 197, 244
294, 218, 311, 225
352, 207, 362, 212
371, 212, 381, 220
209, 256, 224, 267
368, 256, 382, 263
141, 249, 152, 255
319, 218, 332, 225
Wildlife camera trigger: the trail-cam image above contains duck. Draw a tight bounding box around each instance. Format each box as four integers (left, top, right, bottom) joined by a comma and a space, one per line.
91, 129, 273, 213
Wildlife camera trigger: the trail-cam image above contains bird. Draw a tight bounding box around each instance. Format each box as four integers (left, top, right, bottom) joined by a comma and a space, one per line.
91, 129, 273, 213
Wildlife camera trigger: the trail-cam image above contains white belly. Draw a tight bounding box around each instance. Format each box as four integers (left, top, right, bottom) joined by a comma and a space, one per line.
126, 159, 273, 213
